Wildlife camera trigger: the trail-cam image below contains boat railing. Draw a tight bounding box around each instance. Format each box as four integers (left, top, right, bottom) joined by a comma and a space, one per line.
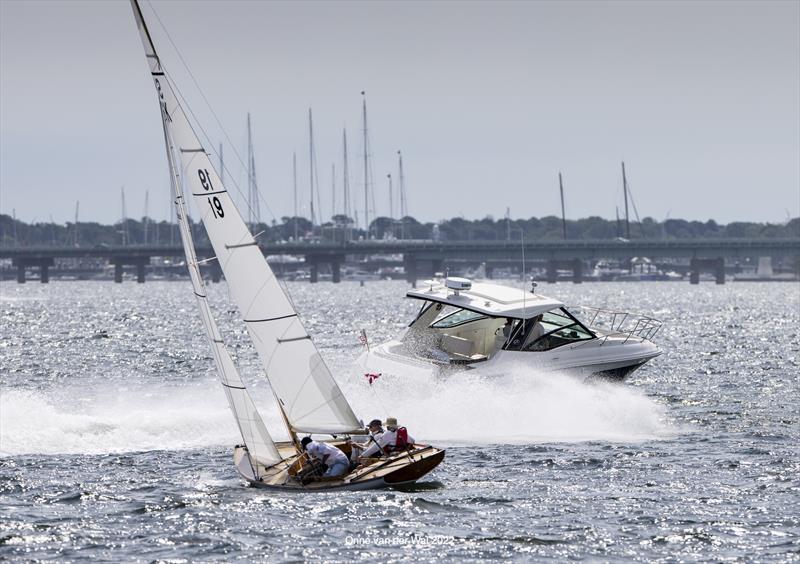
577, 306, 663, 343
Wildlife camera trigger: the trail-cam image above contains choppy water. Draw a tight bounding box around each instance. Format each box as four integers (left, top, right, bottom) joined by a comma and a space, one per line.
1, 279, 798, 561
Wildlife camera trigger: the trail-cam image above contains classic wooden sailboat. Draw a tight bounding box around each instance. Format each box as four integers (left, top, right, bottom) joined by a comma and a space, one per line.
129, 0, 444, 490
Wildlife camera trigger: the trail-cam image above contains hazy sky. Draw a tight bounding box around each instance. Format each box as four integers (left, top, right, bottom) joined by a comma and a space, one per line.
1, 0, 798, 227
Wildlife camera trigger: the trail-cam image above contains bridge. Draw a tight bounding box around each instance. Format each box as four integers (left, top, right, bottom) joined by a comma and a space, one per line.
1, 238, 798, 285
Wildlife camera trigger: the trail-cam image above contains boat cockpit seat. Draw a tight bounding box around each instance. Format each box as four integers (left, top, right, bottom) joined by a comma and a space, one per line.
441, 334, 474, 357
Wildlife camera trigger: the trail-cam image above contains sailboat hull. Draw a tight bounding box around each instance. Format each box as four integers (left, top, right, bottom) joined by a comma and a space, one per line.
233, 444, 445, 492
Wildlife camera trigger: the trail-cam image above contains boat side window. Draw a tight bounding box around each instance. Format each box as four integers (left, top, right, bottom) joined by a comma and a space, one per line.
523, 309, 594, 351
504, 309, 594, 352
430, 307, 488, 329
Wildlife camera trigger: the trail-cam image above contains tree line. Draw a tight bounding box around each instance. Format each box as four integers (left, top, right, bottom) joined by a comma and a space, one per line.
0, 213, 797, 247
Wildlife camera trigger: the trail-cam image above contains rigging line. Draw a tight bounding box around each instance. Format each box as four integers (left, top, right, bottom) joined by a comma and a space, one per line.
164, 67, 270, 220
145, 1, 277, 224
626, 182, 645, 237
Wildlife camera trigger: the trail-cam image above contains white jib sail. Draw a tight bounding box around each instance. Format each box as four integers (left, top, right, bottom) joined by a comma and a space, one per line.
131, 0, 282, 467
130, 1, 362, 435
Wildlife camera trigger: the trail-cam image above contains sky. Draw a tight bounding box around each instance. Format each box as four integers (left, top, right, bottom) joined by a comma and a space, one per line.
1, 0, 798, 228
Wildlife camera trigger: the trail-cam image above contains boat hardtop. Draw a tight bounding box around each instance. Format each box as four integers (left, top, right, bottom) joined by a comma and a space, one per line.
409, 277, 564, 320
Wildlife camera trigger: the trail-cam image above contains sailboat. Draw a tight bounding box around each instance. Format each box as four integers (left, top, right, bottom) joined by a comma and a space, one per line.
129, 0, 444, 490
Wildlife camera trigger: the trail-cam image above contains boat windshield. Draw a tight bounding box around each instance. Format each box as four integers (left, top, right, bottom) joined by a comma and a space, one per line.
430, 307, 488, 329
505, 307, 595, 352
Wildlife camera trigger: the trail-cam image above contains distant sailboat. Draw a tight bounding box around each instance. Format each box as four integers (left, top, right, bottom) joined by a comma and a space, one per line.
130, 0, 444, 490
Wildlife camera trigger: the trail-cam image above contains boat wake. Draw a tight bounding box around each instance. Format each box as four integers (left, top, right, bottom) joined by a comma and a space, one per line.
342, 362, 678, 445
2, 365, 676, 456
0, 383, 252, 456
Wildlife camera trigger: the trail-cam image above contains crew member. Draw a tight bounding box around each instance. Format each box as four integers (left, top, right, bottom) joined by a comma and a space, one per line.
351, 419, 384, 460
300, 437, 350, 478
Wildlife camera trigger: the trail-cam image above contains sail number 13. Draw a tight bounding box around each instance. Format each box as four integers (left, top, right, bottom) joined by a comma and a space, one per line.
198, 169, 224, 218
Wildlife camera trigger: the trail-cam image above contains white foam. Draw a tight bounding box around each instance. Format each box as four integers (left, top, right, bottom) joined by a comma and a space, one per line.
341, 361, 677, 444
0, 382, 268, 456
1, 364, 676, 456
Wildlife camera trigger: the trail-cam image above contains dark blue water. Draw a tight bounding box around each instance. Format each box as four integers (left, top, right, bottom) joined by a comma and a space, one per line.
2, 280, 798, 560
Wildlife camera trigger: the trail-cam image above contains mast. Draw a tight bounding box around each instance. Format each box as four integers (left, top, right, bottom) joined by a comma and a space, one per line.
559, 172, 567, 240
247, 113, 261, 229
74, 201, 79, 247
343, 129, 350, 222
131, 0, 362, 441
387, 173, 393, 221
397, 150, 406, 218
130, 0, 282, 469
308, 108, 316, 227
293, 152, 298, 240
622, 161, 630, 239
331, 163, 336, 219
144, 190, 149, 245
121, 186, 128, 246
361, 92, 369, 236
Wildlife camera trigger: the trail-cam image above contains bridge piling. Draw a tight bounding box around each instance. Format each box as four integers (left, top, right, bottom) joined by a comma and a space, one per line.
690, 257, 726, 284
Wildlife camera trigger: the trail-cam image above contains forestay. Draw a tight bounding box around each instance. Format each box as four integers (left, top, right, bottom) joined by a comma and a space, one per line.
130, 1, 361, 435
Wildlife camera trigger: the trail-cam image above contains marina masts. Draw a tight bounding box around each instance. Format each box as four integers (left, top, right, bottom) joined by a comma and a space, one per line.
308, 108, 317, 227
559, 172, 567, 240
387, 173, 393, 220
361, 92, 369, 235
398, 150, 406, 219
293, 152, 298, 240
246, 113, 261, 228
343, 129, 350, 221
622, 161, 631, 239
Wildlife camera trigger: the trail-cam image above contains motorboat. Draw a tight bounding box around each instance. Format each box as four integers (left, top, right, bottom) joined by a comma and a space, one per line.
360, 277, 662, 380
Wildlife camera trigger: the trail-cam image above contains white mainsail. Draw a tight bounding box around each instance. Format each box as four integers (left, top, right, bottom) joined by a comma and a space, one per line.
131, 0, 281, 468
130, 1, 362, 435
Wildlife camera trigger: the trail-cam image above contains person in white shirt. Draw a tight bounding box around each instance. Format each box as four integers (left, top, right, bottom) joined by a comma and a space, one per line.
360, 417, 415, 459
351, 419, 384, 460
300, 437, 349, 478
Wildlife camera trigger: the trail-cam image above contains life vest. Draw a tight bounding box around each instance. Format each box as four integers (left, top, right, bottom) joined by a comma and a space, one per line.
384, 427, 409, 454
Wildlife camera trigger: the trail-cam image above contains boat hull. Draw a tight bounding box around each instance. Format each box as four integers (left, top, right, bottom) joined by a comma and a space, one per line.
360, 336, 661, 382
233, 443, 445, 492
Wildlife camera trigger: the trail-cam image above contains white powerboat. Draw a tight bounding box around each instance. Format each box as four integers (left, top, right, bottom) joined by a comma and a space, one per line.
360, 277, 662, 380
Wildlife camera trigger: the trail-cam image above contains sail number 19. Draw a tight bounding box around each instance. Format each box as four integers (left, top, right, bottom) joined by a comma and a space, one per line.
198, 168, 224, 218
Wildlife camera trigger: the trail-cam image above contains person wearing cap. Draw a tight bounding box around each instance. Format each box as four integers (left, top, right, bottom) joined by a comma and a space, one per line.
351, 419, 384, 460
300, 437, 350, 478
359, 417, 416, 460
